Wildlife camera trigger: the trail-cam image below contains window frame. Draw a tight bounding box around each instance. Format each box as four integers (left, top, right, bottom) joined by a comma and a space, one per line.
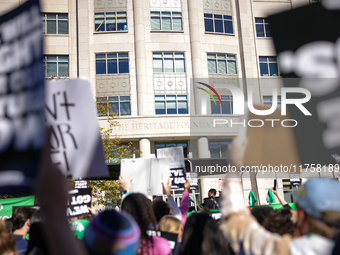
155, 94, 188, 115
255, 18, 271, 38
204, 13, 233, 34
94, 11, 128, 32
209, 140, 231, 158
207, 53, 237, 75
155, 141, 188, 158
42, 13, 69, 35
97, 96, 131, 117
95, 53, 129, 75
259, 57, 280, 77
150, 11, 183, 31
210, 95, 233, 114
44, 55, 69, 78
263, 96, 281, 107
152, 52, 185, 73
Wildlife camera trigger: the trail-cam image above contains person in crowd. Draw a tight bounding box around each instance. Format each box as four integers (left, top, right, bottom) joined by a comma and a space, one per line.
178, 213, 234, 255
262, 208, 296, 236
0, 220, 18, 255
197, 188, 220, 210
83, 209, 140, 255
220, 138, 340, 255
5, 218, 13, 233
152, 199, 170, 223
11, 207, 35, 255
251, 206, 273, 225
121, 193, 171, 255
158, 215, 183, 242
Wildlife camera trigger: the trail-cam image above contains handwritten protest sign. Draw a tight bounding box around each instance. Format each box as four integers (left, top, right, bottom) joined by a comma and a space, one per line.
0, 0, 45, 194
157, 147, 186, 189
67, 188, 92, 217
186, 172, 198, 190
45, 79, 108, 178
121, 158, 170, 196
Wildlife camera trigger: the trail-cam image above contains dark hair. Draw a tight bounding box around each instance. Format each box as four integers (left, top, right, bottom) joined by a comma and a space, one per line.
4, 218, 13, 233
251, 206, 274, 225
0, 220, 17, 255
12, 207, 35, 231
122, 193, 157, 254
263, 209, 296, 236
179, 213, 233, 255
152, 199, 170, 223
209, 189, 217, 196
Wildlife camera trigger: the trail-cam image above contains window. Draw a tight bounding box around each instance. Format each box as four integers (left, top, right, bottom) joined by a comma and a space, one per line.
96, 53, 129, 74
151, 11, 182, 31
44, 56, 69, 77
97, 96, 131, 116
204, 14, 233, 34
153, 52, 185, 73
42, 13, 68, 34
263, 96, 281, 107
255, 18, 271, 37
211, 95, 233, 114
283, 180, 295, 203
207, 54, 237, 74
259, 57, 280, 77
94, 12, 127, 32
155, 95, 188, 114
155, 141, 188, 158
209, 140, 231, 158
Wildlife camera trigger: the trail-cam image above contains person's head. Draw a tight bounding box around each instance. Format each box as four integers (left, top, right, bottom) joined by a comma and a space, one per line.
0, 220, 18, 255
4, 219, 13, 233
208, 189, 217, 198
152, 199, 170, 223
263, 208, 296, 236
295, 178, 340, 240
179, 213, 232, 255
12, 207, 35, 233
83, 209, 140, 255
158, 215, 182, 241
251, 206, 274, 225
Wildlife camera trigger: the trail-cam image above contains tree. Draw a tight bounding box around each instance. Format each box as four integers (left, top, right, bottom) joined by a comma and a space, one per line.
87, 98, 139, 208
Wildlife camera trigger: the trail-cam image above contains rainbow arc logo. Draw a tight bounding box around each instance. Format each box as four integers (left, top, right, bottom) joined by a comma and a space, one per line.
196, 82, 222, 106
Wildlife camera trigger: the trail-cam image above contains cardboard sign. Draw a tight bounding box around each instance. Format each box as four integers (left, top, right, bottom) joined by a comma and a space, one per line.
186, 172, 198, 190
0, 0, 45, 194
268, 3, 340, 165
289, 173, 301, 187
244, 105, 300, 169
218, 179, 225, 191
45, 79, 108, 178
120, 158, 170, 196
0, 196, 35, 220
67, 188, 92, 217
75, 180, 88, 189
156, 147, 186, 189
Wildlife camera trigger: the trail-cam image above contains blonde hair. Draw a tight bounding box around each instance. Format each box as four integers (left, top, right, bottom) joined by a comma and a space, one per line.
158, 215, 181, 233
0, 220, 19, 255
307, 211, 340, 240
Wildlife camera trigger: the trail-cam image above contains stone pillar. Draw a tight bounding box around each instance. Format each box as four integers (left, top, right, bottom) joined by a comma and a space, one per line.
139, 138, 151, 158
133, 0, 148, 116
197, 137, 210, 158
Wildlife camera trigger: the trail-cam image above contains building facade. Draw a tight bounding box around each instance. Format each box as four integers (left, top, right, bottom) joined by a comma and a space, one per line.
1, 0, 328, 206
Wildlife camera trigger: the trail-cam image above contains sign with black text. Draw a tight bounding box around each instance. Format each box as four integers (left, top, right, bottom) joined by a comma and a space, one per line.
289, 173, 301, 187
186, 172, 198, 190
157, 147, 186, 189
0, 0, 45, 194
45, 79, 108, 178
268, 3, 340, 165
75, 180, 88, 189
67, 188, 92, 217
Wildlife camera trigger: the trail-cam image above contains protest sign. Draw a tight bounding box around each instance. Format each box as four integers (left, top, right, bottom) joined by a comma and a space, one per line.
186, 172, 198, 190
160, 232, 178, 251
67, 188, 92, 217
289, 173, 301, 187
121, 158, 170, 196
0, 0, 45, 194
268, 3, 340, 165
75, 180, 88, 189
156, 147, 186, 189
45, 79, 108, 178
0, 196, 35, 220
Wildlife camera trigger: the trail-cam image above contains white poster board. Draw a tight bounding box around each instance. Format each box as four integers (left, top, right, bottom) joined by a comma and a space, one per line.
121, 158, 170, 196
45, 78, 108, 178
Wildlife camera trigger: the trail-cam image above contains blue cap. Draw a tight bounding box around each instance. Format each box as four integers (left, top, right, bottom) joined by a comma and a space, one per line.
295, 178, 340, 219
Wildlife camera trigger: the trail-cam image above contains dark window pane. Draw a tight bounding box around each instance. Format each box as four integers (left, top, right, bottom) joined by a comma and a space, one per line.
214, 19, 223, 33
47, 62, 57, 77
224, 20, 233, 33
96, 54, 106, 59
155, 101, 166, 114
96, 59, 106, 74
47, 14, 56, 19
119, 53, 128, 58
204, 18, 213, 32
108, 59, 117, 73
120, 102, 131, 115
117, 17, 127, 31
255, 18, 262, 24
58, 14, 68, 20
210, 146, 220, 158
47, 20, 56, 34
221, 101, 231, 114
260, 63, 269, 76
58, 62, 68, 76
106, 18, 116, 31
211, 100, 220, 114
109, 96, 119, 101
224, 15, 232, 20
167, 101, 177, 114
151, 17, 161, 30
95, 19, 105, 32
256, 24, 264, 37
265, 24, 271, 37
178, 101, 188, 114
58, 20, 68, 34
259, 57, 267, 62
269, 63, 279, 76
119, 58, 129, 73
214, 14, 222, 19
107, 53, 117, 58
42, 20, 45, 34
268, 57, 277, 62
204, 13, 213, 18
109, 102, 119, 115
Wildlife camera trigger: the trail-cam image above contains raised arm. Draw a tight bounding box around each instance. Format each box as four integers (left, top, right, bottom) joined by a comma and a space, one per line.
271, 186, 288, 206
180, 180, 190, 225
162, 178, 182, 221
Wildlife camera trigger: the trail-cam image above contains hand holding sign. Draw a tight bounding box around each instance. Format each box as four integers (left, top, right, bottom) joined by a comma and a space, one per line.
162, 177, 172, 197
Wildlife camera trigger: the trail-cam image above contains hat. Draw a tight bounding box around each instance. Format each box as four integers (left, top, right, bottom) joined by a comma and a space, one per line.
83, 209, 140, 255
294, 178, 340, 219
70, 219, 90, 239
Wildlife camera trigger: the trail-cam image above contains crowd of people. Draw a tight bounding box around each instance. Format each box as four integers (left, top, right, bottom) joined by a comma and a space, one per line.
1, 138, 340, 255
